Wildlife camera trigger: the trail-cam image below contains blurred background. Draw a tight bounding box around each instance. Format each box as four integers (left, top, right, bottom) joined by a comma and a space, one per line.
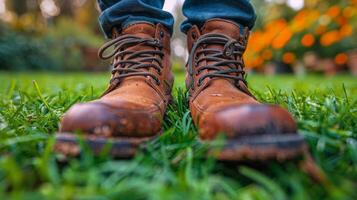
0, 0, 356, 76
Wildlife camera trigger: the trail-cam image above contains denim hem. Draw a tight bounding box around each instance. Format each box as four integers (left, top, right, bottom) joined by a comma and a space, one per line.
122, 20, 155, 30
98, 12, 115, 39
180, 18, 248, 35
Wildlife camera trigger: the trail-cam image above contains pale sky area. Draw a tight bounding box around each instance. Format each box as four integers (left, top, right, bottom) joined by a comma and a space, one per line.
0, 0, 5, 14
163, 0, 185, 13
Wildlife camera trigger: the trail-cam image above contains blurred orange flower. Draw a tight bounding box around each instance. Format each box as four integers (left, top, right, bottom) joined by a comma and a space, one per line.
244, 3, 356, 69
301, 34, 315, 47
326, 6, 341, 18
320, 31, 340, 46
342, 7, 355, 18
334, 53, 348, 65
262, 49, 273, 60
272, 28, 292, 49
282, 52, 296, 64
335, 16, 348, 26
291, 9, 320, 33
339, 24, 353, 37
316, 25, 327, 35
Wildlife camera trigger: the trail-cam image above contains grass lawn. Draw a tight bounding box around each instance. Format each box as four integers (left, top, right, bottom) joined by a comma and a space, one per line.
0, 71, 356, 200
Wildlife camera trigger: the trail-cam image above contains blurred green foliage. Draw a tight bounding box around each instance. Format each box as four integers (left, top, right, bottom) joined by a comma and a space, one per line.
0, 22, 57, 70
0, 18, 104, 71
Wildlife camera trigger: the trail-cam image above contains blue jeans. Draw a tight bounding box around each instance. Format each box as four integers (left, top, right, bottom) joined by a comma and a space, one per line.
98, 0, 256, 38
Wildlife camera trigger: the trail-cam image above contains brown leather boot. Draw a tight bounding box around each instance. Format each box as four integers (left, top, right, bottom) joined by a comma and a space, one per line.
186, 19, 306, 161
55, 22, 173, 157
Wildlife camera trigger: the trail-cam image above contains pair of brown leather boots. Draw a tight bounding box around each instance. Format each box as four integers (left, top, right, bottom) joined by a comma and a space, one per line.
55, 19, 306, 161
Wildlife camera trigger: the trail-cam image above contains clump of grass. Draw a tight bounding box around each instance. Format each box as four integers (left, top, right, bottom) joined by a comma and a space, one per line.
0, 72, 356, 199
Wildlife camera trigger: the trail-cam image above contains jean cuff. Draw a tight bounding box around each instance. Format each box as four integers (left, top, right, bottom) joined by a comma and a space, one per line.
98, 12, 114, 39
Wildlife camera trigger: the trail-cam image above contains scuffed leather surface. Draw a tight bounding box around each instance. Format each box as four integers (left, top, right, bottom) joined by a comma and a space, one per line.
186, 19, 297, 139
60, 23, 173, 137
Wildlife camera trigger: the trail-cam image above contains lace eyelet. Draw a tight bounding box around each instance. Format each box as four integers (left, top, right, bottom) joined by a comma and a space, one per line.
160, 31, 165, 38
194, 55, 199, 60
191, 32, 197, 40
197, 79, 202, 87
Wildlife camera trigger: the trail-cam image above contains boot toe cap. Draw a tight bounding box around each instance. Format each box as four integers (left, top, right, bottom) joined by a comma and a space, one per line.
59, 102, 162, 137
200, 104, 297, 139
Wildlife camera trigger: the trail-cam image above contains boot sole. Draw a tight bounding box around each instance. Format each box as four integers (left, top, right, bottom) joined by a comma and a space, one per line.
54, 132, 158, 158
207, 133, 307, 161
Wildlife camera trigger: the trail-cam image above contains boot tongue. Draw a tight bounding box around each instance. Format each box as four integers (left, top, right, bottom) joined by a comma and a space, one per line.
201, 19, 241, 39
121, 22, 156, 38
200, 19, 243, 87
111, 22, 157, 86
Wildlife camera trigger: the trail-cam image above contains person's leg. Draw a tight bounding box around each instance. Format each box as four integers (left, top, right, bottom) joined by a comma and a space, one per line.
181, 0, 256, 33
97, 0, 174, 38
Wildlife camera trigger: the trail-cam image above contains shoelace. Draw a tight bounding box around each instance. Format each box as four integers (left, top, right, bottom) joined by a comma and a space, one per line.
188, 32, 248, 90
98, 35, 164, 89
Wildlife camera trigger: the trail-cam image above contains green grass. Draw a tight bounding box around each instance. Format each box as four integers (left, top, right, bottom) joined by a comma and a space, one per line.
0, 71, 356, 200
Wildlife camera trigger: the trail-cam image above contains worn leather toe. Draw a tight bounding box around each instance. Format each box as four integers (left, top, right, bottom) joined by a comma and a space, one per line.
59, 101, 162, 137
199, 104, 297, 140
